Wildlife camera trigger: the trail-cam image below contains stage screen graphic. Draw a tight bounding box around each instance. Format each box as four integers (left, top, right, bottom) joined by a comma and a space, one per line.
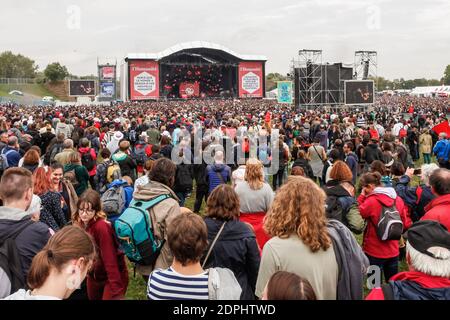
100, 82, 115, 97
129, 60, 159, 100
344, 80, 374, 105
277, 81, 293, 103
179, 82, 200, 98
101, 66, 115, 80
69, 80, 96, 96
238, 62, 263, 98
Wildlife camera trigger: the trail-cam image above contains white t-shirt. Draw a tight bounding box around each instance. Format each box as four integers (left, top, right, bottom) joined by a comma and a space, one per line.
2, 289, 61, 300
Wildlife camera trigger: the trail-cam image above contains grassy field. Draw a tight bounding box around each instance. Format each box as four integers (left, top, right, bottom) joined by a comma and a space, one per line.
0, 83, 59, 99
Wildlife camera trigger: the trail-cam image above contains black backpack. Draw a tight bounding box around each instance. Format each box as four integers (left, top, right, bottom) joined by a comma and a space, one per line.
81, 150, 96, 171
376, 199, 403, 241
0, 220, 34, 298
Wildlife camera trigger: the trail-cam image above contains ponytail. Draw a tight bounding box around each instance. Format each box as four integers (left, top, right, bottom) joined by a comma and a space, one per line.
27, 226, 96, 290
360, 171, 382, 187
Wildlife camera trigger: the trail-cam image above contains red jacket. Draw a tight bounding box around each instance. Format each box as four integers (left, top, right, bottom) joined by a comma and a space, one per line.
421, 194, 450, 231
79, 147, 97, 176
86, 219, 128, 299
358, 188, 412, 259
366, 271, 450, 300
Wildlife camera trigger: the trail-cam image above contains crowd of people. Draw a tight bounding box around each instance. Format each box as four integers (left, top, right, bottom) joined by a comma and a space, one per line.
0, 94, 449, 301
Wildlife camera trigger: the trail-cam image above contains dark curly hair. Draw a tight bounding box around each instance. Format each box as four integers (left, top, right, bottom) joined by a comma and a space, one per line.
149, 158, 176, 188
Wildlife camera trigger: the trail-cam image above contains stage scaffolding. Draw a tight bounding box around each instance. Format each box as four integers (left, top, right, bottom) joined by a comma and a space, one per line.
354, 51, 378, 88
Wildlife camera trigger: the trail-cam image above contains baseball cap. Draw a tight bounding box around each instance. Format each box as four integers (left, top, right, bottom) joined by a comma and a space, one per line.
404, 220, 450, 259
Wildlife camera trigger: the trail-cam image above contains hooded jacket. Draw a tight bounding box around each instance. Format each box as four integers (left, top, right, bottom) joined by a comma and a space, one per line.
421, 194, 450, 231
363, 143, 383, 165
55, 122, 72, 140
112, 151, 137, 182
0, 207, 51, 281
107, 179, 133, 212
357, 187, 412, 259
394, 175, 436, 222
133, 181, 180, 276
292, 158, 314, 180
206, 163, 231, 194
63, 163, 90, 196
366, 271, 450, 300
327, 219, 369, 300
203, 217, 260, 300
79, 147, 97, 176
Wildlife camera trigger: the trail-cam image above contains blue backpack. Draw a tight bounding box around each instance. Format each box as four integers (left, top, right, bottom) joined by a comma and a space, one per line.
114, 194, 171, 265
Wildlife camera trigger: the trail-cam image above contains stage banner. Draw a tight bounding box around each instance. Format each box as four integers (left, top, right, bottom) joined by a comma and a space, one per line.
129, 60, 159, 100
179, 82, 200, 98
100, 82, 115, 97
277, 81, 293, 103
101, 66, 115, 80
238, 62, 263, 98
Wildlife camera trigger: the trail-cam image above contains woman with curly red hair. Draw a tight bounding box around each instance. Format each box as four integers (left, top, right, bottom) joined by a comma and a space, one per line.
33, 167, 67, 231
255, 176, 338, 300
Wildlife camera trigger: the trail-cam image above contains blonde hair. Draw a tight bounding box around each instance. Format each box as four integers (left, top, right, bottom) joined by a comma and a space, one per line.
244, 158, 264, 190
264, 176, 331, 252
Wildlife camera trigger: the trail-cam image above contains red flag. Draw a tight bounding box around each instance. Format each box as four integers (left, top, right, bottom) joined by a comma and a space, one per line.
432, 120, 450, 136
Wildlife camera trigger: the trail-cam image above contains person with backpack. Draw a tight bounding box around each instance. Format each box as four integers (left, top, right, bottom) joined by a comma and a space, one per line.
366, 220, 450, 300
421, 168, 450, 231
95, 148, 121, 195
1, 136, 21, 169
323, 161, 365, 234
292, 150, 314, 180
433, 132, 449, 168
78, 138, 97, 190
127, 120, 139, 148
63, 152, 90, 196
206, 150, 231, 195
112, 140, 137, 183
45, 133, 65, 166
3, 226, 96, 300
357, 171, 412, 283
53, 139, 75, 166
72, 190, 128, 300
133, 133, 152, 177
147, 212, 242, 300
173, 148, 194, 206
101, 176, 134, 225
394, 164, 438, 222
0, 168, 51, 298
70, 119, 85, 148
127, 158, 181, 282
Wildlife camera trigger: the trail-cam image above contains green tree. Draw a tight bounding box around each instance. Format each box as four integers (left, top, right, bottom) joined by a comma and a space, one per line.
443, 65, 450, 85
44, 62, 69, 82
0, 51, 38, 78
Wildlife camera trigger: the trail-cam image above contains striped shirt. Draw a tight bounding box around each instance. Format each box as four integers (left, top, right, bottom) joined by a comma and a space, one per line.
147, 267, 209, 300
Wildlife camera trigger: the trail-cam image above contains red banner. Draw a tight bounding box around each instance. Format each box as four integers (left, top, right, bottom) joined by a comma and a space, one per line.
129, 60, 159, 100
102, 66, 115, 79
238, 62, 263, 98
179, 82, 200, 98
432, 120, 450, 137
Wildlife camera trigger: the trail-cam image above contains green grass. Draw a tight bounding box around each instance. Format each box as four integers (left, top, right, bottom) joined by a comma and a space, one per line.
0, 83, 58, 99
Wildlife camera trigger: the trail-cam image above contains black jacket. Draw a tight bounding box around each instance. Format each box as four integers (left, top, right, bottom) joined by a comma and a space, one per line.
292, 158, 314, 180
193, 162, 208, 189
202, 217, 260, 300
363, 143, 383, 165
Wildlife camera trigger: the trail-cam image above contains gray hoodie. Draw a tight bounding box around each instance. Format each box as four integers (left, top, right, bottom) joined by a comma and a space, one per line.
55, 122, 72, 140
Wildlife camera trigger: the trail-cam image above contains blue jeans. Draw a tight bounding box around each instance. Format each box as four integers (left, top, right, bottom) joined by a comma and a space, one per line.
423, 153, 431, 164
366, 254, 399, 283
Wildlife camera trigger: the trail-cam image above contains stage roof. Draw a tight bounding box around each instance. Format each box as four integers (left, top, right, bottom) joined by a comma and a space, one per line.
125, 41, 267, 62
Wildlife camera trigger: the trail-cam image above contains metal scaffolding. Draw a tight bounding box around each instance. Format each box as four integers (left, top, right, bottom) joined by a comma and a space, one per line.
354, 51, 377, 88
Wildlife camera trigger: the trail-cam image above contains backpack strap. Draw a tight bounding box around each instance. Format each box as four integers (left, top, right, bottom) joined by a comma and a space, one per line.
381, 283, 394, 300
130, 194, 172, 212
215, 171, 225, 184
415, 186, 423, 205
1, 219, 35, 243
202, 222, 227, 269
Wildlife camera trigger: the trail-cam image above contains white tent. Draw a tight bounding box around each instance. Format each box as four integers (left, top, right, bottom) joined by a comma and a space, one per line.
410, 85, 450, 97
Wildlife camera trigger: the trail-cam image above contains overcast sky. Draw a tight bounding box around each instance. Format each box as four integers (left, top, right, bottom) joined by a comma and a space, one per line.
1, 0, 449, 80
